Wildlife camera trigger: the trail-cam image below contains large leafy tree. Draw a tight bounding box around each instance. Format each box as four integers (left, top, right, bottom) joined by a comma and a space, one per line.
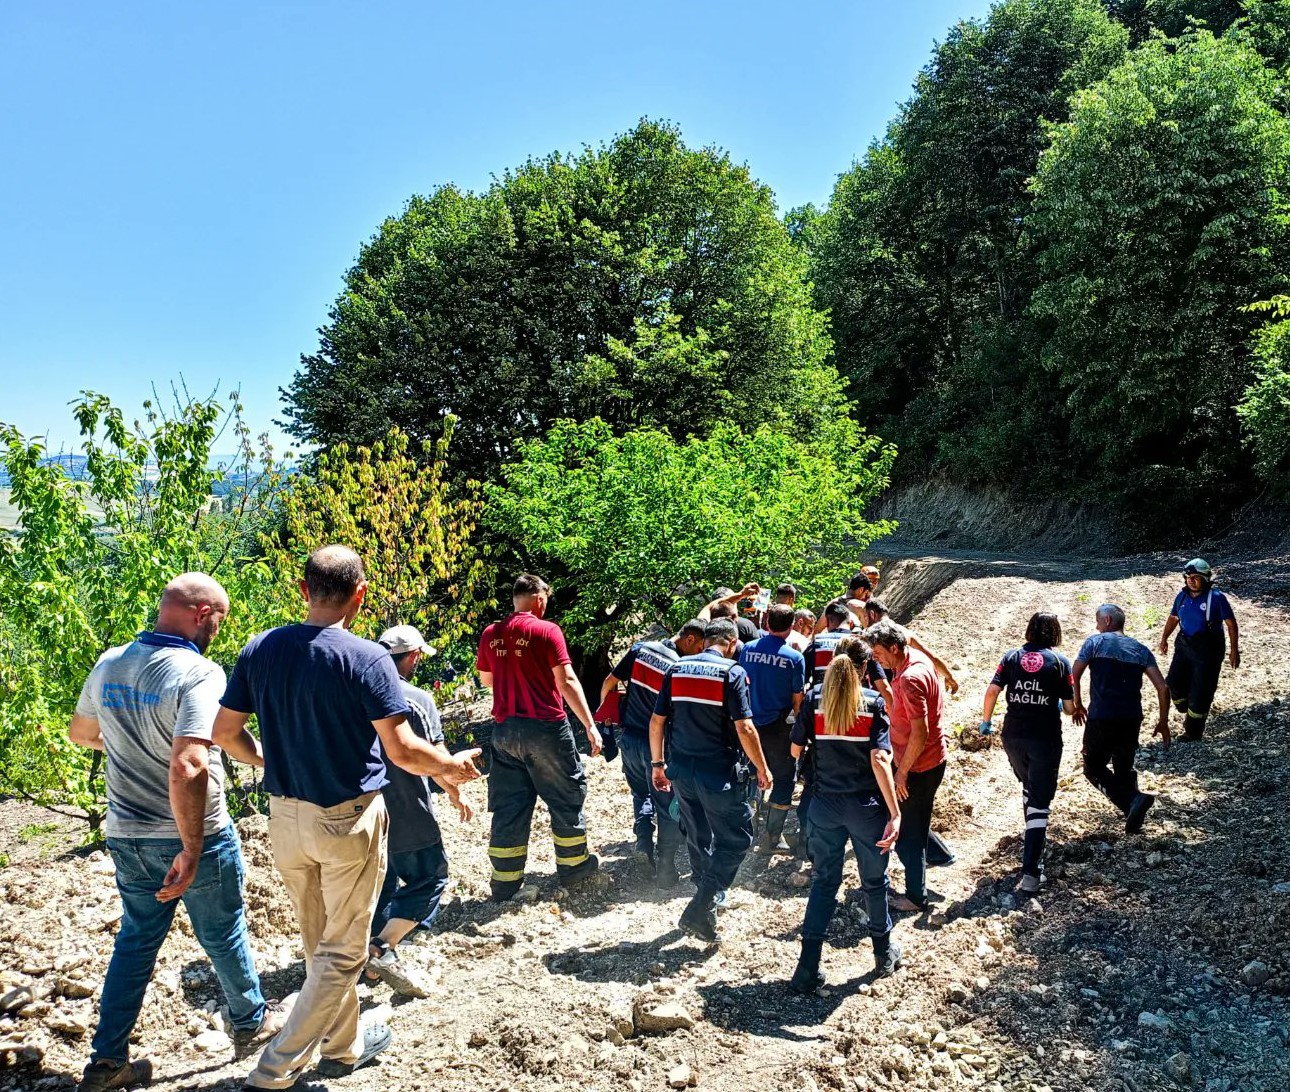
812, 0, 1128, 475
283, 119, 841, 480
1027, 29, 1290, 518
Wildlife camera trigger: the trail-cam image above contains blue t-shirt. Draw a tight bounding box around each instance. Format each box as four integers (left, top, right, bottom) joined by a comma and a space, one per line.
1076, 631, 1158, 721
654, 649, 753, 783
739, 633, 806, 727
1171, 586, 1234, 638
222, 624, 410, 808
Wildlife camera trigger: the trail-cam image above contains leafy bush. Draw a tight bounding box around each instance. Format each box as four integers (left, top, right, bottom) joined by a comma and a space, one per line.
486, 418, 896, 654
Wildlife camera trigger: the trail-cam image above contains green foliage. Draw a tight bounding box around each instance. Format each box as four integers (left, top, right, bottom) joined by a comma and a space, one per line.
263, 423, 493, 676
0, 392, 290, 827
283, 119, 843, 479
1239, 295, 1290, 483
486, 418, 896, 652
1027, 30, 1290, 516
812, 0, 1128, 468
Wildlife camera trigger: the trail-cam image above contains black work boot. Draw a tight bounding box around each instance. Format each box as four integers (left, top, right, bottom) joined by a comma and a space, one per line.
873, 937, 903, 978
757, 807, 790, 854
789, 938, 825, 994
679, 890, 718, 942
1125, 792, 1156, 834
77, 1060, 153, 1092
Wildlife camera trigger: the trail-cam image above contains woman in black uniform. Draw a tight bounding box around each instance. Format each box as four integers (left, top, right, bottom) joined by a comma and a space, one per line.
788, 636, 902, 991
980, 612, 1076, 894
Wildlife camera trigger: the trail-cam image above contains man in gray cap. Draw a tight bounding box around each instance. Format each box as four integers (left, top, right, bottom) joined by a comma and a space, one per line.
366, 624, 473, 997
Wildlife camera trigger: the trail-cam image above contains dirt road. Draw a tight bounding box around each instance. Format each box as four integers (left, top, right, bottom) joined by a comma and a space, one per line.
2, 551, 1287, 1092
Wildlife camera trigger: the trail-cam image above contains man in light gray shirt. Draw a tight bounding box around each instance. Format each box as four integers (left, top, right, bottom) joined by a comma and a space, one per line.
68, 573, 285, 1092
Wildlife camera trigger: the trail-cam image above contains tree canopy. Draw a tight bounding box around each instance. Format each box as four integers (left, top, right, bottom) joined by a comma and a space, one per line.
284, 119, 843, 481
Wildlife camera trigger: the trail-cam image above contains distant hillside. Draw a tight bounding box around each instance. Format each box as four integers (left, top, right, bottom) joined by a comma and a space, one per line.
0, 453, 242, 488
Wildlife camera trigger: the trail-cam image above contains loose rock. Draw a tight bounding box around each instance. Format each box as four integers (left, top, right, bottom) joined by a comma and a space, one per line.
669, 1062, 693, 1088
1239, 961, 1270, 987
634, 997, 695, 1033
1164, 1052, 1191, 1085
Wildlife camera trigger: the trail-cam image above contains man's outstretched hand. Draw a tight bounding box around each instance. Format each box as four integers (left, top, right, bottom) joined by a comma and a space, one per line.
441, 748, 483, 786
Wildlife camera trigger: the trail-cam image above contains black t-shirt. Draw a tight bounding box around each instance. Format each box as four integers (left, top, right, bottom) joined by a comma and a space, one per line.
990, 644, 1073, 739
381, 680, 445, 854
222, 624, 409, 807
736, 617, 760, 644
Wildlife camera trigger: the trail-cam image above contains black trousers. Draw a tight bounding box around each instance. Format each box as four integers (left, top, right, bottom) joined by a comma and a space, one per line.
757, 717, 797, 808
487, 716, 592, 898
1003, 732, 1061, 878
894, 761, 945, 905
1166, 632, 1224, 737
1082, 716, 1141, 814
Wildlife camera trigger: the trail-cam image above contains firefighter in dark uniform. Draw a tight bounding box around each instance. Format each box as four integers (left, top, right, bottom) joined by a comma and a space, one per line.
1158, 559, 1240, 741
789, 635, 902, 990
600, 619, 707, 887
649, 619, 772, 943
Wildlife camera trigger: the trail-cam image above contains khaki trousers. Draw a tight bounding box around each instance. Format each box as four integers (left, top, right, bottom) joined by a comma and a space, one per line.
246, 792, 388, 1089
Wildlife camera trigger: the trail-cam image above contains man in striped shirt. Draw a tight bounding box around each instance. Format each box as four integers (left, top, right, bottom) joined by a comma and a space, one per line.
649, 619, 771, 942
600, 620, 707, 887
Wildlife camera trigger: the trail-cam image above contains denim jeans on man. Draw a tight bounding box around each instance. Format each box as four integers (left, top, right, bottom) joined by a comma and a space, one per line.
93, 824, 265, 1064
618, 730, 682, 858
802, 794, 892, 948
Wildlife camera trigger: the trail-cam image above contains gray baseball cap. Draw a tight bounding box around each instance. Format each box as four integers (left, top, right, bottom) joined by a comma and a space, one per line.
377, 624, 437, 657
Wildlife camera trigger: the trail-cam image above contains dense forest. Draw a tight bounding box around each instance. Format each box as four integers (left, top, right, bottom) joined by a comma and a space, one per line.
284, 0, 1290, 544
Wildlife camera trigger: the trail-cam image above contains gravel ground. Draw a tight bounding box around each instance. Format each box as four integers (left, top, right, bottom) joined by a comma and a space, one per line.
2, 552, 1287, 1092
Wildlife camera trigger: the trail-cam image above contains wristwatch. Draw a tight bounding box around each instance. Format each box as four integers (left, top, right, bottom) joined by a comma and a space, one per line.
651, 760, 665, 768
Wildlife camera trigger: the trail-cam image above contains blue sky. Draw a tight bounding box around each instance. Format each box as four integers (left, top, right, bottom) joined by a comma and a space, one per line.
0, 0, 992, 452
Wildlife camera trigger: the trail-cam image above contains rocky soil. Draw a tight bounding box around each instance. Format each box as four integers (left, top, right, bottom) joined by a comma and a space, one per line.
2, 551, 1287, 1092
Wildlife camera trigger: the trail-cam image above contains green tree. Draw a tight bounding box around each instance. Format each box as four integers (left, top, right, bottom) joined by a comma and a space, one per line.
812, 0, 1127, 471
0, 392, 289, 829
486, 418, 896, 681
1239, 295, 1290, 483
283, 119, 841, 479
263, 423, 493, 667
1027, 30, 1290, 519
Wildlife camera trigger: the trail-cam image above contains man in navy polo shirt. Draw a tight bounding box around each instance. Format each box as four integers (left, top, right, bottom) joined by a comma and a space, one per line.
649, 619, 772, 943
1158, 558, 1240, 741
1073, 604, 1171, 833
600, 619, 707, 886
214, 546, 481, 1089
739, 604, 805, 854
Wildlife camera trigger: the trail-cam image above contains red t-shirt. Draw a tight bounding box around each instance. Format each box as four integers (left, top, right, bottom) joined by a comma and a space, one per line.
889, 648, 947, 774
475, 612, 572, 723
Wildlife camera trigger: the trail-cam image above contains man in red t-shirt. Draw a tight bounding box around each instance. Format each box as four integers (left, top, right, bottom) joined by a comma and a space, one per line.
476, 574, 602, 900
866, 619, 947, 913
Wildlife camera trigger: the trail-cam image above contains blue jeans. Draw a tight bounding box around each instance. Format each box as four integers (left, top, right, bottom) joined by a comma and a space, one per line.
803, 794, 892, 946
373, 842, 450, 932
618, 731, 682, 855
93, 824, 265, 1064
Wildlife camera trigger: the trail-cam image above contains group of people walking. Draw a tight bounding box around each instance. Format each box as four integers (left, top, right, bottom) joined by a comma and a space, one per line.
64, 547, 1238, 1090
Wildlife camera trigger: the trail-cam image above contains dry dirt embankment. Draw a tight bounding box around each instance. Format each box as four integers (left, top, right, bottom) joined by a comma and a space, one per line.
2, 551, 1287, 1092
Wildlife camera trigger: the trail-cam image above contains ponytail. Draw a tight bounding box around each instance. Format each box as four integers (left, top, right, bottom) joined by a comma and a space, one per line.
822, 657, 861, 735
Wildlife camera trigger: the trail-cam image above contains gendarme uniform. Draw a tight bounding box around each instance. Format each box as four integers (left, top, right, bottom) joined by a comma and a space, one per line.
1165, 581, 1234, 740
792, 681, 896, 961
609, 639, 684, 866
653, 650, 755, 909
